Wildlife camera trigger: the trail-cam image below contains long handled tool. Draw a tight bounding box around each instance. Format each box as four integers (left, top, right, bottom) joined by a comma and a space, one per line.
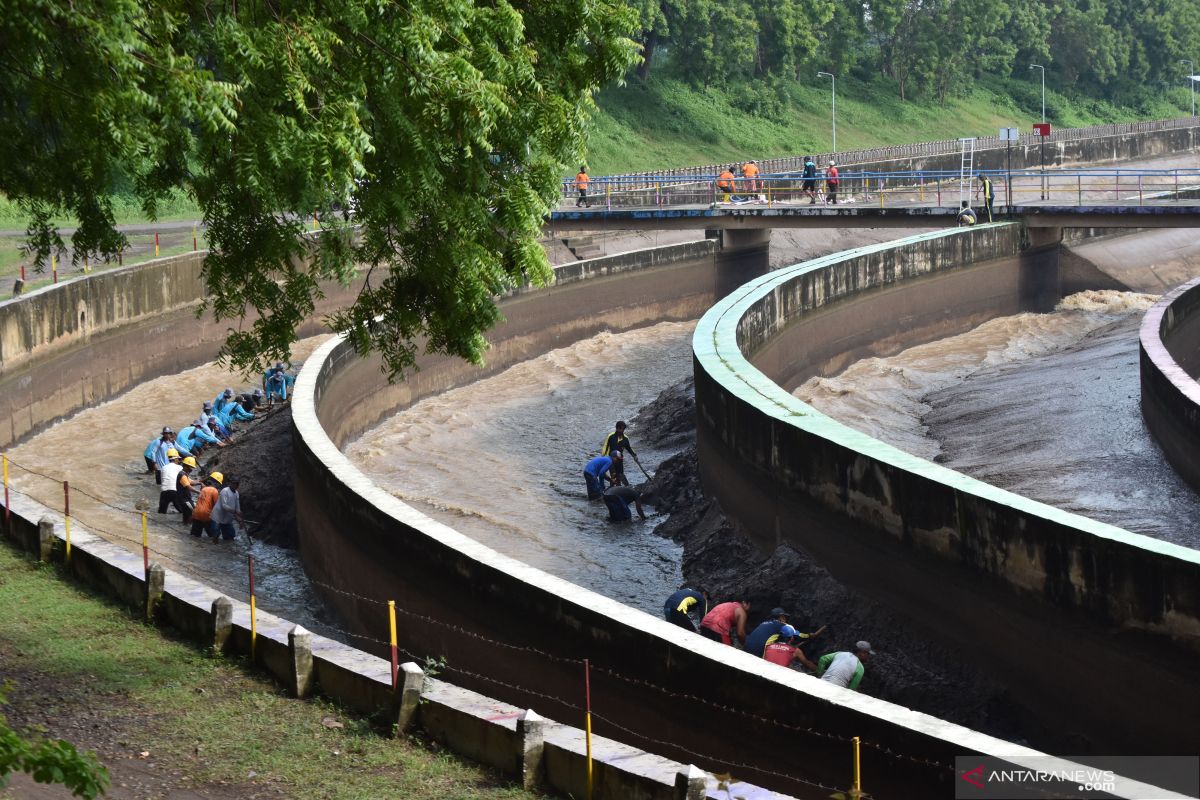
630, 451, 651, 481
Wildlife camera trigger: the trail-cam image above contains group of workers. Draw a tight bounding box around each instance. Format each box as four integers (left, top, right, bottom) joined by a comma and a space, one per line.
664, 588, 874, 691
716, 157, 841, 205
583, 420, 649, 522
142, 363, 293, 541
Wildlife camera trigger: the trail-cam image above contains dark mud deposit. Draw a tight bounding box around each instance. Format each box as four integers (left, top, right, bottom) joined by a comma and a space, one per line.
202, 404, 298, 547
225, 376, 1025, 741
632, 377, 1026, 742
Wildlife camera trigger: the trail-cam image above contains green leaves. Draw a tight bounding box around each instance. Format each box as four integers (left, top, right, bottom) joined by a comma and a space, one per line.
2, 0, 637, 379
0, 687, 108, 799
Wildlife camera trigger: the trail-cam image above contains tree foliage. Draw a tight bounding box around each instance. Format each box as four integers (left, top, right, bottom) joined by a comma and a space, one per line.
0, 688, 108, 799
2, 0, 639, 378
631, 0, 1200, 106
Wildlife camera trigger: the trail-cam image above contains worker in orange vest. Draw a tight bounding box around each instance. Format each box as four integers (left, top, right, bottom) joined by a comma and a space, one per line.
742, 159, 760, 197
574, 167, 591, 208
716, 166, 736, 201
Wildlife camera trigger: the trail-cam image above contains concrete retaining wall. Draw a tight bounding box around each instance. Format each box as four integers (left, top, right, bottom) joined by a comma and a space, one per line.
693, 224, 1200, 755
0, 491, 776, 800
0, 252, 354, 449
290, 233, 1112, 798
1141, 276, 1200, 494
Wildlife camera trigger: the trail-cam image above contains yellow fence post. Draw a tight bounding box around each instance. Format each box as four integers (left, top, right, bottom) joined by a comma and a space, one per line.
62, 480, 71, 564
248, 555, 257, 662
388, 600, 399, 690
584, 659, 594, 800
851, 735, 862, 798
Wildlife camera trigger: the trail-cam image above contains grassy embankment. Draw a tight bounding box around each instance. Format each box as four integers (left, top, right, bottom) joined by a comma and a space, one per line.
1, 75, 1191, 288
584, 73, 1196, 174
0, 541, 541, 800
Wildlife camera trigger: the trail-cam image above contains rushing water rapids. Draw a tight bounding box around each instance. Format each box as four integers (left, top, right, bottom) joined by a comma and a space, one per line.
346, 322, 697, 614
795, 289, 1200, 547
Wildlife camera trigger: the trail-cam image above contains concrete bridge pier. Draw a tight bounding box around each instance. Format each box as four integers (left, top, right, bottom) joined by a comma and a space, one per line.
710, 227, 771, 297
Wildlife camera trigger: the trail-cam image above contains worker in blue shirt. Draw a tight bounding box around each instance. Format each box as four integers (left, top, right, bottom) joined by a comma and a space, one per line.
743, 608, 827, 659
213, 388, 236, 415
152, 428, 176, 482
663, 588, 708, 632
583, 452, 618, 499
264, 362, 294, 402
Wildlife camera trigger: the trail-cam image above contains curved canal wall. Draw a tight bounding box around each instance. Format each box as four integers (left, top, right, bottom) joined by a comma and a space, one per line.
291, 231, 1104, 796
1141, 276, 1200, 494
692, 224, 1200, 755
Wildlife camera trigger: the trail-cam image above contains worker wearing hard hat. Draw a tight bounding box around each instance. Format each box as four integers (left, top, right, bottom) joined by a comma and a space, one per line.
190, 473, 222, 539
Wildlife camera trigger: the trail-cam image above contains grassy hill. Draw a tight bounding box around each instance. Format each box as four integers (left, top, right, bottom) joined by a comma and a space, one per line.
585, 73, 1196, 175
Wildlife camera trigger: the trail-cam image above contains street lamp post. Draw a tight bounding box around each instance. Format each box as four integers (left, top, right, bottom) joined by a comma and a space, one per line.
817, 71, 836, 153
1029, 64, 1045, 123
1181, 59, 1195, 117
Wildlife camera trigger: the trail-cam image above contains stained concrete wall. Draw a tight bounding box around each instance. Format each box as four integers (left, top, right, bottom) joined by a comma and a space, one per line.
0, 252, 357, 448
692, 224, 1200, 756
290, 236, 1107, 798
1141, 276, 1200, 495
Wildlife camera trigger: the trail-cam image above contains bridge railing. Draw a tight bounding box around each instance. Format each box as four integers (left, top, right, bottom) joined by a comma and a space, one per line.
558, 167, 1200, 211
577, 115, 1199, 186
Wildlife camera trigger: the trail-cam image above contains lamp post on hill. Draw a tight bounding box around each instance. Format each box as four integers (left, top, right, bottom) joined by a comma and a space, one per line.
1029, 64, 1045, 123
1181, 59, 1195, 117
817, 71, 836, 153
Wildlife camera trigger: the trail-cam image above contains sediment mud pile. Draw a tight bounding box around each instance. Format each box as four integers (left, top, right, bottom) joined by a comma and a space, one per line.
632, 379, 1025, 741
202, 404, 298, 547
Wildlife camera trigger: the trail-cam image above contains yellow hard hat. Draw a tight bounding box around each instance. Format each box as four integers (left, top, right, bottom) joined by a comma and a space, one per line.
167, 448, 180, 459
210, 471, 224, 485
182, 456, 197, 468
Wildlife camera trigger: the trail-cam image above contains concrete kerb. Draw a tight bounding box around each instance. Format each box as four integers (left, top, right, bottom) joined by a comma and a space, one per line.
1, 438, 803, 798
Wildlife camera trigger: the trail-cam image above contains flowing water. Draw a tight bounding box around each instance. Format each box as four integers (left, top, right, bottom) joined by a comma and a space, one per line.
5, 337, 332, 630
795, 290, 1200, 546
346, 322, 696, 614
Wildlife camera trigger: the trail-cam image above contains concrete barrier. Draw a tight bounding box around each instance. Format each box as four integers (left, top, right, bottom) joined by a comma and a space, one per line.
0, 251, 356, 448
288, 228, 1156, 797
693, 223, 1200, 756
0, 411, 797, 800
1141, 276, 1200, 494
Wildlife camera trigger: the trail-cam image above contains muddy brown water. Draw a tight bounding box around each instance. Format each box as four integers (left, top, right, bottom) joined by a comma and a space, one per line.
5, 337, 332, 630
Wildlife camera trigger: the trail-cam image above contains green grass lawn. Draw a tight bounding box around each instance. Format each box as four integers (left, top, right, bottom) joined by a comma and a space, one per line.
0, 541, 546, 800
584, 74, 1196, 174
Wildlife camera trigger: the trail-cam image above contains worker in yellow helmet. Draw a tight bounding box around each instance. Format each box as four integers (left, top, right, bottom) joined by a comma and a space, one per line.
190, 473, 222, 539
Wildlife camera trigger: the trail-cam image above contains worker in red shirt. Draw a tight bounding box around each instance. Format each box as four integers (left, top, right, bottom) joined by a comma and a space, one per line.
699, 599, 750, 646
825, 160, 840, 205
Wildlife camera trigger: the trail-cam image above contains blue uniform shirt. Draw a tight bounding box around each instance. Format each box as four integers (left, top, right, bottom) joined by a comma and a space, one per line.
584, 456, 613, 478
153, 438, 173, 469
743, 620, 798, 657
663, 589, 707, 621
144, 438, 159, 460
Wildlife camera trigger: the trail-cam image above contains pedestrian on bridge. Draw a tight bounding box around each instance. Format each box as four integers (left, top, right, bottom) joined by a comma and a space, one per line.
716, 166, 736, 202
825, 161, 839, 205
742, 160, 760, 198
802, 157, 818, 204
975, 172, 994, 222
575, 166, 590, 208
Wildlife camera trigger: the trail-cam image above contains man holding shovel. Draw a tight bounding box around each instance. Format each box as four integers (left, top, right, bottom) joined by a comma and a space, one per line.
600, 420, 649, 485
